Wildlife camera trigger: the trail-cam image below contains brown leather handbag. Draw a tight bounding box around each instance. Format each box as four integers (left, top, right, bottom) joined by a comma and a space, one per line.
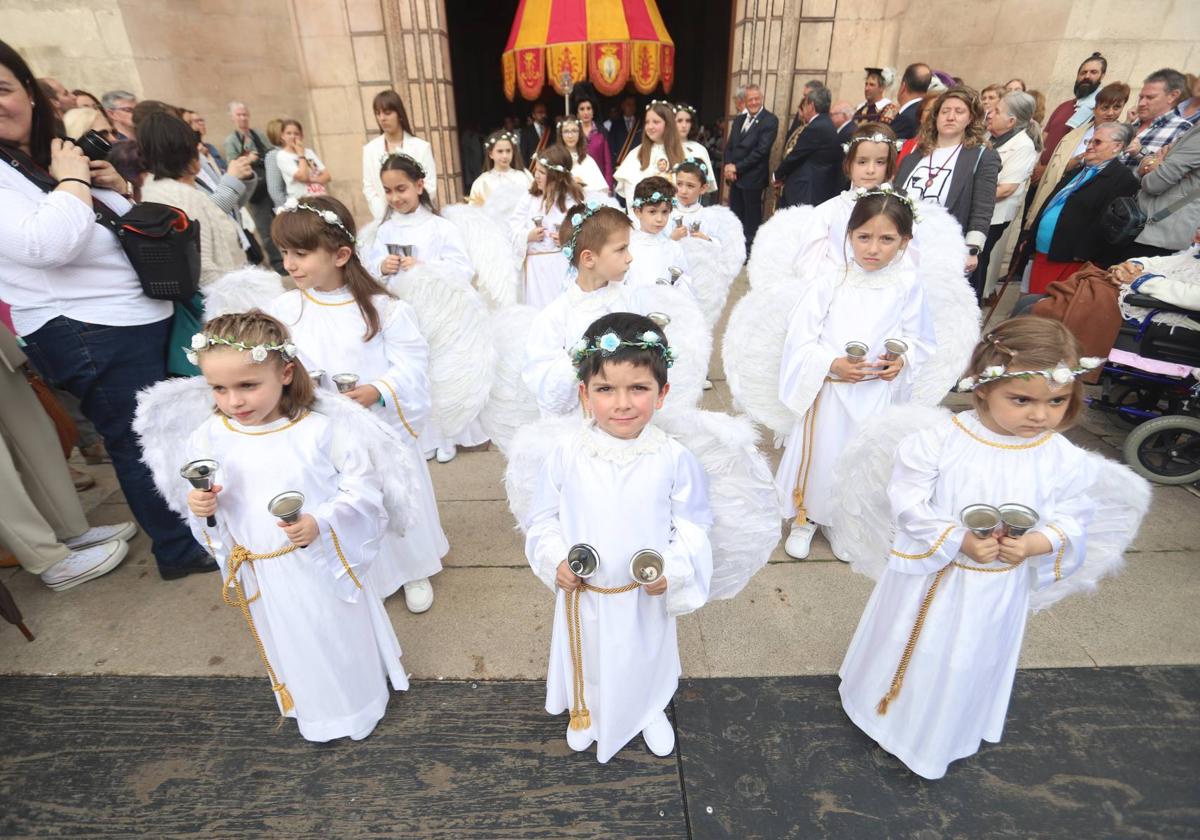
1030, 262, 1122, 383
24, 369, 79, 458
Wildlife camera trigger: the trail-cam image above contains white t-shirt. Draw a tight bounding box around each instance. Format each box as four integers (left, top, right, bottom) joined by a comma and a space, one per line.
0, 165, 172, 334
902, 145, 966, 208
277, 147, 328, 201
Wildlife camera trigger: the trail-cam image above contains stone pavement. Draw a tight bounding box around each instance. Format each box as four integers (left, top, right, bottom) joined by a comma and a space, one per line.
1, 277, 1198, 838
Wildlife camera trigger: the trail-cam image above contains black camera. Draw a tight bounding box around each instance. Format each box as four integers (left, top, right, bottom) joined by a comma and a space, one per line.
71, 130, 113, 162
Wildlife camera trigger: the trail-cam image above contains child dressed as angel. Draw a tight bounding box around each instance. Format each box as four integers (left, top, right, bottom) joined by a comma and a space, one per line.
523, 312, 714, 763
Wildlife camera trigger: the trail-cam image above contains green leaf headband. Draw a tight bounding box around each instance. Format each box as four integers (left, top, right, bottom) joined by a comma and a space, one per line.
631, 190, 672, 209
956, 358, 1104, 392
536, 156, 571, 174
184, 333, 298, 367
274, 198, 357, 245
570, 329, 677, 371
560, 199, 603, 264
672, 157, 709, 176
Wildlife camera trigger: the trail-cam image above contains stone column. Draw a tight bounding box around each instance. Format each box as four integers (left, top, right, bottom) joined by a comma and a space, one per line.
382, 0, 462, 204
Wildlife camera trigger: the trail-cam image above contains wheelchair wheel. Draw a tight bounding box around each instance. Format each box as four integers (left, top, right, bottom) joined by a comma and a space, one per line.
1123, 415, 1200, 485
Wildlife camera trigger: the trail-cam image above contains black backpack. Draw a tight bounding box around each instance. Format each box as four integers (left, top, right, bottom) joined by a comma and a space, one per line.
0, 144, 201, 302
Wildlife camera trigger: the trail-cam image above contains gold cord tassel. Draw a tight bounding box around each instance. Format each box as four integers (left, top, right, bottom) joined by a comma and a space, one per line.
564, 581, 641, 731
877, 567, 948, 715
791, 393, 822, 526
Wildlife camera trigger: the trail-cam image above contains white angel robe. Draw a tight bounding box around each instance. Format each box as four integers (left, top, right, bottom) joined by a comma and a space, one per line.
363, 207, 489, 454
509, 192, 572, 310
469, 167, 533, 207
570, 153, 609, 198
776, 258, 934, 525
185, 411, 408, 742
521, 281, 642, 417
625, 229, 695, 298
268, 288, 448, 596
613, 144, 674, 203
839, 410, 1097, 779
525, 421, 713, 763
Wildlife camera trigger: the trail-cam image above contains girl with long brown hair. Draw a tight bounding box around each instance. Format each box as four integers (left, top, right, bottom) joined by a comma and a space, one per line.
362, 89, 437, 218
509, 144, 586, 309
613, 101, 686, 204
267, 195, 449, 614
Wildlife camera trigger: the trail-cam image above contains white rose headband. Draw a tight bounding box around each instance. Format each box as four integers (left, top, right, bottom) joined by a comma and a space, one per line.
843, 132, 904, 154
380, 150, 426, 179
274, 198, 357, 245
645, 99, 672, 112
536, 156, 571, 174
956, 358, 1104, 392
852, 183, 920, 222
185, 333, 298, 367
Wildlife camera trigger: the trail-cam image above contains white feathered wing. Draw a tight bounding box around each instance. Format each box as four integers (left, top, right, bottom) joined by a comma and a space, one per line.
134, 377, 419, 534
442, 204, 520, 309
679, 208, 744, 328
745, 204, 820, 292
632, 283, 711, 415
389, 263, 496, 438
478, 304, 542, 454
201, 267, 286, 320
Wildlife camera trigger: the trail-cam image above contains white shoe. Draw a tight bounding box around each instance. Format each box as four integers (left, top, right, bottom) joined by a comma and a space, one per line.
41, 540, 128, 591
822, 525, 849, 562
642, 711, 675, 756
566, 721, 594, 752
435, 445, 457, 464
403, 578, 434, 613
703, 378, 714, 390
784, 522, 817, 559
62, 522, 137, 552
424, 449, 436, 461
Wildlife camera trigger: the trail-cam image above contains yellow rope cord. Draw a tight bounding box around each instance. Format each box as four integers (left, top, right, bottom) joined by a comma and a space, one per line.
791, 390, 822, 526
876, 566, 948, 716
1044, 523, 1067, 581
328, 527, 362, 589
890, 526, 956, 559
565, 580, 641, 731
375, 379, 418, 439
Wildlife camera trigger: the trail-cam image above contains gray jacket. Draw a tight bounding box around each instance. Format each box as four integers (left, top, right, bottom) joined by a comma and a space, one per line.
1136, 122, 1200, 251
896, 144, 1001, 249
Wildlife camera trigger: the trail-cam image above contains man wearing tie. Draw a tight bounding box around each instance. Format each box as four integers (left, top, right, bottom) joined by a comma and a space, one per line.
723, 84, 779, 248
520, 101, 551, 167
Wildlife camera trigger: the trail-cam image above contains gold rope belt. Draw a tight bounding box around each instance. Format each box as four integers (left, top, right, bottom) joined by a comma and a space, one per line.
206, 528, 362, 717
791, 390, 823, 526
565, 580, 642, 731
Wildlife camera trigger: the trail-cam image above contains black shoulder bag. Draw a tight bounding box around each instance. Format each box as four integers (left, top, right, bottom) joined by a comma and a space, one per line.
0, 145, 201, 302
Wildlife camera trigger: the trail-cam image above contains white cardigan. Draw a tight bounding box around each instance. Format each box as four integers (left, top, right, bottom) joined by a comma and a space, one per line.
362, 133, 438, 220
0, 164, 171, 334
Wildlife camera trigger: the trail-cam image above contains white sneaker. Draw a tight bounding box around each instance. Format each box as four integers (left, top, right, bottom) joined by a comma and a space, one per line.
642, 711, 675, 756
62, 522, 137, 552
424, 449, 436, 461
403, 578, 434, 613
784, 522, 817, 559
41, 540, 128, 591
435, 445, 457, 464
703, 378, 714, 390
822, 525, 849, 562
566, 721, 594, 752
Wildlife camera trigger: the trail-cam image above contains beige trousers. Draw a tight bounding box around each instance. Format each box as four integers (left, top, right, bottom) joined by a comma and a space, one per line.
0, 363, 89, 574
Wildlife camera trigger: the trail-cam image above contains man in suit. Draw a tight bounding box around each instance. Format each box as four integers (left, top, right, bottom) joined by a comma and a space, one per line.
520, 101, 551, 167
606, 95, 641, 169
723, 84, 779, 247
775, 85, 843, 209
832, 101, 856, 143
890, 63, 932, 140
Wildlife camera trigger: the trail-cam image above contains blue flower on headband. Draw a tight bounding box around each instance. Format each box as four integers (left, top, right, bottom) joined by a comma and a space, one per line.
598, 332, 622, 353
571, 213, 583, 226
562, 245, 574, 262
640, 330, 661, 344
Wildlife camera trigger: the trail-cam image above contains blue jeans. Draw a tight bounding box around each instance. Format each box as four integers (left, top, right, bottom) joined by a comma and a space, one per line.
22, 316, 204, 571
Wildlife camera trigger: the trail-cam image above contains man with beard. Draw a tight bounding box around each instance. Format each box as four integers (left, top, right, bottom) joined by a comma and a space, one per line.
1034, 52, 1107, 182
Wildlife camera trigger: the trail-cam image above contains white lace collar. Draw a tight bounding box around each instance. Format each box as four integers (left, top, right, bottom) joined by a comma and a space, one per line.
384, 205, 434, 228
577, 419, 667, 465
837, 255, 910, 288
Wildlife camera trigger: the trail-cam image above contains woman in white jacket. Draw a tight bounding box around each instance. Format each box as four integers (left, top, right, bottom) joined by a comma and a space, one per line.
362, 90, 437, 220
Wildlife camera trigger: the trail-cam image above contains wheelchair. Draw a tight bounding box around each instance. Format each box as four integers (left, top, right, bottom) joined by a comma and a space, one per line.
1090, 292, 1200, 485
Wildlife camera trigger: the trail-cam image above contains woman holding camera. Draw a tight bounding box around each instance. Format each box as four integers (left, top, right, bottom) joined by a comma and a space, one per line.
0, 39, 218, 581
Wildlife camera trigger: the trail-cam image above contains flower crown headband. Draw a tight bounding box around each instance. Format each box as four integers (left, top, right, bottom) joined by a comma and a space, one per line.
631, 190, 673, 209
672, 157, 709, 176
536, 156, 571, 174
560, 199, 603, 264
380, 151, 426, 179
851, 184, 920, 222
956, 358, 1104, 392
645, 99, 672, 111
842, 132, 904, 154
274, 198, 357, 245
570, 329, 677, 372
484, 131, 520, 149
184, 333, 298, 367
674, 103, 696, 116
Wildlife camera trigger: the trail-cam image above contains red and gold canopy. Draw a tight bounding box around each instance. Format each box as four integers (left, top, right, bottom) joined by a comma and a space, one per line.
502, 0, 675, 101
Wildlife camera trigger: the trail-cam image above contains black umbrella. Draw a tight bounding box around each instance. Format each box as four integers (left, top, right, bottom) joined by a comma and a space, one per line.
0, 580, 34, 641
